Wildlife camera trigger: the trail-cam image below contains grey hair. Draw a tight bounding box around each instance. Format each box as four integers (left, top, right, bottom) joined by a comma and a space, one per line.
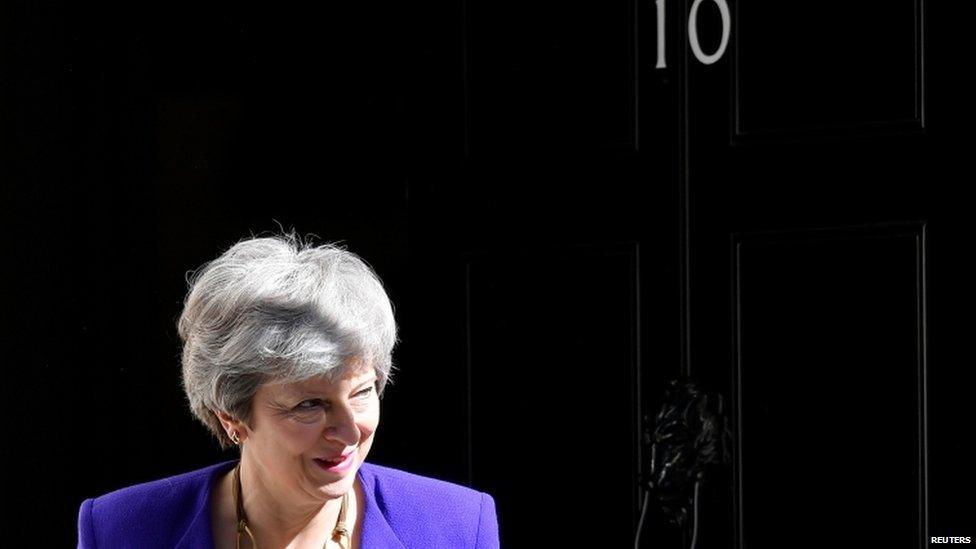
177, 231, 397, 449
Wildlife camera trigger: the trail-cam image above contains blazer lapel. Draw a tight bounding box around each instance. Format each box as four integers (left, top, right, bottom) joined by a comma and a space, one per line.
358, 465, 408, 549
175, 460, 237, 549
175, 507, 215, 549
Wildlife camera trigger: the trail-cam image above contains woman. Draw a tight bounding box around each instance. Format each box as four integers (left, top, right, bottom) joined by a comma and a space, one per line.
77, 232, 499, 548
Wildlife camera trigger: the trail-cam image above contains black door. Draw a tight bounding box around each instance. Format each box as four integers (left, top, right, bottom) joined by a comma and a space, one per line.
433, 0, 975, 547
682, 0, 974, 547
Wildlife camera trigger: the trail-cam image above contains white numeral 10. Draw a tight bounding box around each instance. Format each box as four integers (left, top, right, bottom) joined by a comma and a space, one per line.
655, 0, 731, 68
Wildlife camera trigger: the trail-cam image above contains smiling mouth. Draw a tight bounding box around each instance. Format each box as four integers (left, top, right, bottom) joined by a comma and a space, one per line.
313, 451, 356, 471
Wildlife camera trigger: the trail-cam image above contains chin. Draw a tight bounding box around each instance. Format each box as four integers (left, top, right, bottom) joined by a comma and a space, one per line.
318, 477, 355, 500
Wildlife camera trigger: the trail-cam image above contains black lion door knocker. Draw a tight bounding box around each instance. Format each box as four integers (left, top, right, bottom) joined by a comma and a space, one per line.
635, 379, 732, 549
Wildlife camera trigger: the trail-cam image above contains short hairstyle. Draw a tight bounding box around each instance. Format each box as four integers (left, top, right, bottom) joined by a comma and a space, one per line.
177, 231, 397, 449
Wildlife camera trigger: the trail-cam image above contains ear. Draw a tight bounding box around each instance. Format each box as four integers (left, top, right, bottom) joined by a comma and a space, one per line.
214, 409, 247, 441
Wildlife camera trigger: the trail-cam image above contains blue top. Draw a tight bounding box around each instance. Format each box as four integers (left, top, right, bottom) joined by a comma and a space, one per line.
77, 460, 499, 548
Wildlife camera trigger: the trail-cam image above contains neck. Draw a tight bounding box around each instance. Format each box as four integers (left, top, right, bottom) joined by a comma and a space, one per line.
235, 457, 347, 546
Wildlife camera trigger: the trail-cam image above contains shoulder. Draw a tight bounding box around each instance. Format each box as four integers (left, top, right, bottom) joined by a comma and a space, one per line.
78, 460, 235, 548
358, 462, 499, 549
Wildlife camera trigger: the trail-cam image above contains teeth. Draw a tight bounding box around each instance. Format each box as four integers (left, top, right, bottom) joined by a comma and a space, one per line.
316, 453, 352, 464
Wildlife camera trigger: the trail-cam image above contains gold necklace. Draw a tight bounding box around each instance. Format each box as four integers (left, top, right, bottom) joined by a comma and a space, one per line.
233, 462, 350, 549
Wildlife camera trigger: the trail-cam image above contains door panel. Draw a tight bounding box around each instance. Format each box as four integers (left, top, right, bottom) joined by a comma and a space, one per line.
734, 0, 922, 138
734, 225, 925, 549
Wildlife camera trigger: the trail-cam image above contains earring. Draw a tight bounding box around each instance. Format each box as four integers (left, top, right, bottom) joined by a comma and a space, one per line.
231, 432, 241, 445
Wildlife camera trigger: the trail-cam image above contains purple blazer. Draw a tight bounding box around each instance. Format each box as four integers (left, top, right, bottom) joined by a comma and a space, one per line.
77, 460, 499, 548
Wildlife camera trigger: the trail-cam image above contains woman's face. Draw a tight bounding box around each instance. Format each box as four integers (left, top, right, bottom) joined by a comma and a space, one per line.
240, 365, 380, 502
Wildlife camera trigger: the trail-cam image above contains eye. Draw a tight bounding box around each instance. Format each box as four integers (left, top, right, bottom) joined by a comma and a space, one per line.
355, 387, 374, 398
295, 399, 323, 410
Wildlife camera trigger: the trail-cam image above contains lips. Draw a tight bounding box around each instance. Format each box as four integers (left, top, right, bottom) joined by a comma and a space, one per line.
316, 451, 353, 464
313, 451, 356, 472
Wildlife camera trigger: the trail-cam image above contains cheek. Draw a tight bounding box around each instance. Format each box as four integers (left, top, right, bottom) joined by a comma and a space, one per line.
358, 406, 380, 442
274, 420, 327, 452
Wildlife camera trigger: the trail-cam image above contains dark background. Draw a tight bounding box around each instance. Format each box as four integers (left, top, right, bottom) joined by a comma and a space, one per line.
1, 0, 972, 547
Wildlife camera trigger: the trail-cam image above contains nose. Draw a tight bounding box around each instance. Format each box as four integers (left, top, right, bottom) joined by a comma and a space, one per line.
323, 401, 360, 447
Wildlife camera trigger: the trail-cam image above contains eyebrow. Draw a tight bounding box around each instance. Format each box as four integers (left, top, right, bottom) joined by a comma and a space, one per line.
353, 376, 378, 390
